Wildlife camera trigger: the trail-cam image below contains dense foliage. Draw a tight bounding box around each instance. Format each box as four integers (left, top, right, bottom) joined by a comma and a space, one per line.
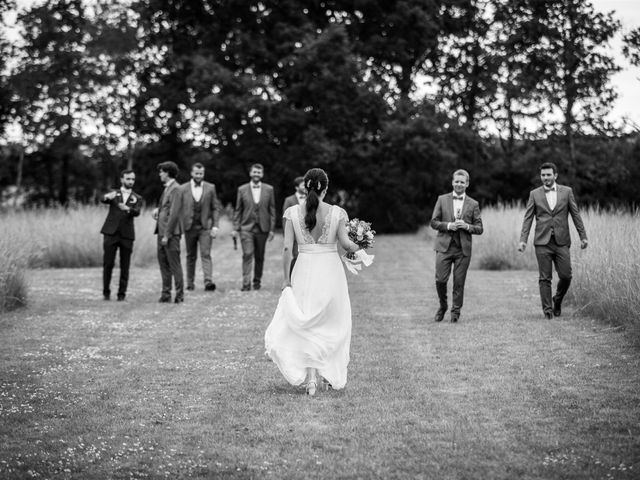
1, 0, 638, 231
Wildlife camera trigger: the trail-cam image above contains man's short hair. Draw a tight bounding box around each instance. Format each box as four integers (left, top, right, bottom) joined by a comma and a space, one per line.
540, 162, 558, 174
250, 163, 264, 171
452, 169, 470, 183
157, 161, 178, 178
191, 162, 205, 171
120, 168, 135, 177
293, 176, 304, 188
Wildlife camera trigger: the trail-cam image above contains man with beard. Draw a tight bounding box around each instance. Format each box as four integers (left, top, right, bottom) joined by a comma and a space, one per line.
100, 169, 143, 301
232, 163, 276, 291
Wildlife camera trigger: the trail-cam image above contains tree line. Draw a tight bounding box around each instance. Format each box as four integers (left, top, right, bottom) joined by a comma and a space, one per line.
0, 0, 639, 231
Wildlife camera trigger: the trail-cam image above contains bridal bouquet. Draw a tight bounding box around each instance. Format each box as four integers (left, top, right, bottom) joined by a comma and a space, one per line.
342, 218, 375, 275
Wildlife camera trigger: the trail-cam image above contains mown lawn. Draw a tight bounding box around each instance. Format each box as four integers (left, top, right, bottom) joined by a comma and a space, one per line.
1, 234, 638, 479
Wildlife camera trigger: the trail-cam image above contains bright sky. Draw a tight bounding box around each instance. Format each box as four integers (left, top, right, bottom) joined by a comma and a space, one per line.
5, 0, 640, 134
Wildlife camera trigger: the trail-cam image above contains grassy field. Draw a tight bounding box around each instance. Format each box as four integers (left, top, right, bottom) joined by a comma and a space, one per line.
1, 233, 638, 479
472, 205, 640, 333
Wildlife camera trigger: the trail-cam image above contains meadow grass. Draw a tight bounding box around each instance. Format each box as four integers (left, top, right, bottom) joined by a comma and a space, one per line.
0, 232, 28, 312
474, 204, 640, 333
0, 234, 638, 479
1, 206, 159, 268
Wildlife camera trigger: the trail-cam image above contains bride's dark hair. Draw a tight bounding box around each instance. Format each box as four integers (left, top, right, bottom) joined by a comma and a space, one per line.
303, 168, 329, 231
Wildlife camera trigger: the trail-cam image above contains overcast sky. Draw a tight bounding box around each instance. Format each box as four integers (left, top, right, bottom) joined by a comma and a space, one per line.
7, 0, 640, 130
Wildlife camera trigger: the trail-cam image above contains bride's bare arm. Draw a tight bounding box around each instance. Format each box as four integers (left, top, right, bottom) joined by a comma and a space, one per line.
282, 219, 294, 287
337, 221, 358, 253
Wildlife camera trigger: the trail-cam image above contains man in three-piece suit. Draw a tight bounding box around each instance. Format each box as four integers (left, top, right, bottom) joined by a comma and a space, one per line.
100, 169, 143, 301
232, 163, 276, 291
430, 169, 483, 323
281, 176, 306, 274
153, 161, 184, 303
175, 162, 221, 292
518, 162, 588, 319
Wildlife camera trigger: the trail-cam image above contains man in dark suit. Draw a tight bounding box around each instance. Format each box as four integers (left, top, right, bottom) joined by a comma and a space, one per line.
430, 169, 483, 323
100, 169, 142, 301
153, 161, 184, 303
281, 176, 306, 274
518, 162, 588, 319
175, 162, 221, 291
232, 163, 276, 291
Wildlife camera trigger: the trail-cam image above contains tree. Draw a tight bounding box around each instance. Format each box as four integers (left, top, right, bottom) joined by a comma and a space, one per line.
518, 0, 621, 174
10, 0, 108, 204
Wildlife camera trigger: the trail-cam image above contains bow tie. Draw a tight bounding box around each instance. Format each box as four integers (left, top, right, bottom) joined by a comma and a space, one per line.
453, 195, 464, 200
544, 187, 556, 192
252, 184, 260, 189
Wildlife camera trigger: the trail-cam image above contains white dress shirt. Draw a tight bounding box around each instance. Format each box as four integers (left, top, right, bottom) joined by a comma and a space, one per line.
295, 192, 306, 205
120, 187, 132, 204
191, 179, 203, 202
251, 182, 262, 203
545, 184, 557, 210
452, 193, 465, 220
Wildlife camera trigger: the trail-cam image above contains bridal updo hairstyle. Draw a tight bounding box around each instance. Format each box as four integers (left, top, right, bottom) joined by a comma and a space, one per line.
303, 168, 329, 231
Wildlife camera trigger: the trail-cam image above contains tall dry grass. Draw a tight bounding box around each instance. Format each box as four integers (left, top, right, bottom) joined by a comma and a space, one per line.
474, 204, 640, 330
0, 232, 29, 312
2, 205, 159, 269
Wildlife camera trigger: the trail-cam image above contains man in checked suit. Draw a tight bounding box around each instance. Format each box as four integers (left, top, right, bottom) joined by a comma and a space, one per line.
232, 163, 276, 291
430, 169, 483, 323
153, 161, 184, 303
518, 162, 588, 319
100, 169, 143, 301
174, 162, 221, 292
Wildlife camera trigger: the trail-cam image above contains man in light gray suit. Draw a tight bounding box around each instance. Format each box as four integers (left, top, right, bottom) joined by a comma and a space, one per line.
430, 169, 483, 323
153, 161, 184, 303
175, 163, 221, 292
232, 163, 276, 291
519, 162, 588, 319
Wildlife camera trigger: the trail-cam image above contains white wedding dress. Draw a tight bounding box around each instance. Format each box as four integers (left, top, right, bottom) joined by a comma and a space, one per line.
264, 204, 352, 389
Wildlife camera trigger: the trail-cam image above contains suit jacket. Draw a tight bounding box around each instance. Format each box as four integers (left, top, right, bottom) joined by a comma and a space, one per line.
175, 181, 221, 232
282, 194, 300, 215
100, 190, 142, 240
519, 184, 587, 247
233, 182, 276, 233
282, 194, 302, 257
430, 193, 483, 257
155, 180, 182, 237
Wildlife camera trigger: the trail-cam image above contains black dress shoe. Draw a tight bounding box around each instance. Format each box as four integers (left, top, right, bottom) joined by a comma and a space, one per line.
204, 282, 216, 292
117, 294, 125, 301
241, 285, 251, 292
253, 284, 261, 291
434, 307, 446, 322
186, 285, 195, 291
174, 297, 184, 304
103, 294, 110, 301
158, 297, 171, 303
544, 311, 553, 320
450, 313, 460, 323
553, 298, 562, 317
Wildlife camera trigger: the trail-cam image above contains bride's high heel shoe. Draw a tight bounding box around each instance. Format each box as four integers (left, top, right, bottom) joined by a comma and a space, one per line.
306, 381, 317, 396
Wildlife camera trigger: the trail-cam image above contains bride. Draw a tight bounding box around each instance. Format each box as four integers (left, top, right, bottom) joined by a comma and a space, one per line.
264, 168, 360, 396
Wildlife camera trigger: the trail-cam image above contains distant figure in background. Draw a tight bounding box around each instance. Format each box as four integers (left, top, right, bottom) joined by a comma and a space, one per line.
518, 162, 588, 319
430, 169, 483, 323
175, 163, 221, 292
153, 161, 184, 303
232, 163, 276, 291
100, 169, 142, 301
281, 176, 306, 274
